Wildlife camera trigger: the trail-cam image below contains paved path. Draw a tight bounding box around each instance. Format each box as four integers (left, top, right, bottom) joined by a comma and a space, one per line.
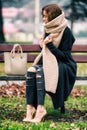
75, 80, 87, 86
0, 81, 25, 86
0, 80, 87, 86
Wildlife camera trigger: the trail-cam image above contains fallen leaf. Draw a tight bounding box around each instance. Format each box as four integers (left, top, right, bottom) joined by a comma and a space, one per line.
50, 122, 57, 128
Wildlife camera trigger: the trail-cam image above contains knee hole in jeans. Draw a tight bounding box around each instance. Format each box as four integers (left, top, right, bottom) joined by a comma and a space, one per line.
27, 67, 36, 72
36, 74, 42, 78
36, 74, 43, 85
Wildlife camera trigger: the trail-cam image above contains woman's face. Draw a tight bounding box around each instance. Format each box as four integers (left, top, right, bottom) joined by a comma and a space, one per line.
42, 10, 49, 24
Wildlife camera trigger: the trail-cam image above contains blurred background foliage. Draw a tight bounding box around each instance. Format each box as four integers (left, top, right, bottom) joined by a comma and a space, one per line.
0, 0, 87, 43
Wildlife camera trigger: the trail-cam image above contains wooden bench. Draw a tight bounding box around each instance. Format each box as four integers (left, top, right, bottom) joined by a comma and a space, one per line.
0, 44, 87, 84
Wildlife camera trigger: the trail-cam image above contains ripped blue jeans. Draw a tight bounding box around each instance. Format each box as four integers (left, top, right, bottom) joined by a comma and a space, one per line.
26, 65, 45, 107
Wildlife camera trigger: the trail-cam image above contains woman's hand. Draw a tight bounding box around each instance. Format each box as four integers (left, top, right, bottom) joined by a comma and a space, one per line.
39, 34, 53, 47
44, 35, 52, 44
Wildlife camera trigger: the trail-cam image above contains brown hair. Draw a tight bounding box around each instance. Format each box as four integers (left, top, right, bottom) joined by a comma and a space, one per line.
42, 4, 62, 22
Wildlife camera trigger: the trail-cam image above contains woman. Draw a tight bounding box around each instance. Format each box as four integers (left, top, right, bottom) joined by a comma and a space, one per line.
23, 4, 77, 123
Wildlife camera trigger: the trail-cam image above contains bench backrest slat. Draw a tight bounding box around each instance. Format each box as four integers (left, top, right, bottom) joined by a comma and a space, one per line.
0, 44, 41, 52
72, 44, 87, 52
0, 44, 87, 63
0, 44, 87, 52
0, 54, 38, 62
0, 54, 87, 63
72, 55, 87, 63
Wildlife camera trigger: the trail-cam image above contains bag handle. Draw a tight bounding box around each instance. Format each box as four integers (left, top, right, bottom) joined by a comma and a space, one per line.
11, 44, 22, 53
11, 44, 23, 58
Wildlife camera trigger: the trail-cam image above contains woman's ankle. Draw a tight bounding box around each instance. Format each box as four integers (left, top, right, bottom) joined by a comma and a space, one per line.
37, 105, 45, 111
27, 105, 34, 109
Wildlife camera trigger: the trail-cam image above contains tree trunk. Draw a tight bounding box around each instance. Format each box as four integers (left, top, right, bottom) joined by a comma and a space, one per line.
71, 17, 74, 33
70, 0, 75, 34
0, 0, 5, 43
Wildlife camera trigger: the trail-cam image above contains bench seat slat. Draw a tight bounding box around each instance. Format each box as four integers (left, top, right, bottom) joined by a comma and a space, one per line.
0, 75, 87, 81
0, 75, 26, 81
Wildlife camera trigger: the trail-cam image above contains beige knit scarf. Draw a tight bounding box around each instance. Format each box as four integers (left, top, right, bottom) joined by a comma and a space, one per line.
33, 12, 67, 93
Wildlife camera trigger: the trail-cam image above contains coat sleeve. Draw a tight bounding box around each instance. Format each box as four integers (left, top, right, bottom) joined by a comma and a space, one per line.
46, 27, 75, 62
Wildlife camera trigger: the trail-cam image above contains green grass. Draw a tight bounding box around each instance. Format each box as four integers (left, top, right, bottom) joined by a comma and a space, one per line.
0, 91, 87, 130
0, 63, 87, 129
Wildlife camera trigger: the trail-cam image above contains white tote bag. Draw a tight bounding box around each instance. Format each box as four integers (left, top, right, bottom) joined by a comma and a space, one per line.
4, 44, 27, 75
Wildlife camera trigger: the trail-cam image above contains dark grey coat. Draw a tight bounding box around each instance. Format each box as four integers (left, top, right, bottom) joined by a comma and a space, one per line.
46, 27, 77, 109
